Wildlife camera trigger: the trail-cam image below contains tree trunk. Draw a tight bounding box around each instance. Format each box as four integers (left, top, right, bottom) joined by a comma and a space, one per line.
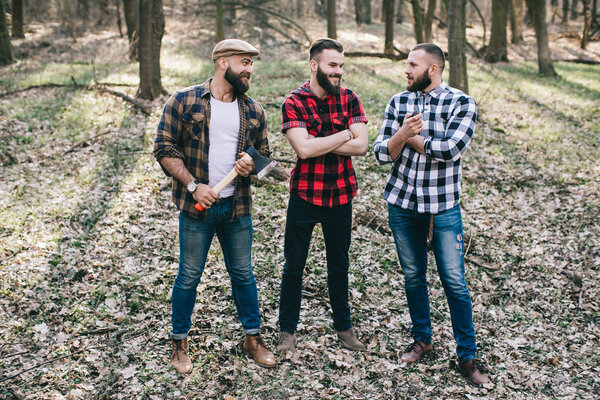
11, 0, 24, 38
78, 0, 89, 22
151, 0, 165, 96
355, 0, 364, 24
411, 0, 424, 43
532, 0, 556, 76
448, 0, 468, 93
98, 0, 110, 26
115, 0, 123, 37
138, 0, 154, 99
396, 0, 405, 22
424, 0, 437, 42
486, 0, 509, 62
327, 0, 337, 38
383, 0, 395, 53
571, 0, 579, 18
510, 0, 524, 43
61, 0, 77, 43
123, 0, 138, 41
0, 0, 14, 65
581, 0, 591, 48
562, 0, 569, 22
364, 0, 372, 23
215, 0, 224, 41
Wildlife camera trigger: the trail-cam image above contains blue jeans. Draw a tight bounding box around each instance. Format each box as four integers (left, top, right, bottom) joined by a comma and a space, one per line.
171, 198, 261, 339
388, 203, 477, 362
279, 193, 353, 334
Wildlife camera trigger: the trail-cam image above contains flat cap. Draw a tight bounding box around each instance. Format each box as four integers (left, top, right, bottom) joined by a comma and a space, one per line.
212, 39, 259, 60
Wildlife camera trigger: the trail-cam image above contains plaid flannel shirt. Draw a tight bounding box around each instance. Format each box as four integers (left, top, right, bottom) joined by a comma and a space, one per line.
373, 81, 477, 214
282, 81, 368, 207
154, 78, 270, 220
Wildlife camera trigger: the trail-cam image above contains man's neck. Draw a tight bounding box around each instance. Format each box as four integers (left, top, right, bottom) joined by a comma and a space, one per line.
210, 77, 235, 102
423, 78, 443, 94
309, 78, 328, 99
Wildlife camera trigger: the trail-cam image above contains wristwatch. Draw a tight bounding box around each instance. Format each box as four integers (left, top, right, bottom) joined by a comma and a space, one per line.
187, 179, 200, 193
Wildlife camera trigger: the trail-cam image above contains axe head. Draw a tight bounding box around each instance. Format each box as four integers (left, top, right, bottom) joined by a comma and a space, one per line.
245, 146, 277, 179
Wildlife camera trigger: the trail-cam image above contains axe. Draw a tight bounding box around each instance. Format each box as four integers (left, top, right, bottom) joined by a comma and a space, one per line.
195, 146, 277, 211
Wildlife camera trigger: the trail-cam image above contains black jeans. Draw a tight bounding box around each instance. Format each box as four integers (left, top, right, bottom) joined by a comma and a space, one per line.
279, 193, 353, 333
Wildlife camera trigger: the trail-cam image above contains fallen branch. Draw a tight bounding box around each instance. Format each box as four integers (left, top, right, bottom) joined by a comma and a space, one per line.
0, 83, 153, 115
64, 130, 112, 154
345, 52, 407, 61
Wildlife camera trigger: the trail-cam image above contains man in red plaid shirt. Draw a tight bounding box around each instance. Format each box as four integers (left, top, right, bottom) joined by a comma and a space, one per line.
276, 39, 369, 354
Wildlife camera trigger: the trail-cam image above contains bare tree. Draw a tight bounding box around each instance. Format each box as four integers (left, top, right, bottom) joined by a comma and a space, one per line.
123, 0, 138, 41
424, 0, 437, 42
383, 0, 395, 54
327, 0, 337, 39
11, 0, 24, 38
98, 0, 110, 26
216, 0, 224, 41
0, 0, 13, 65
355, 0, 364, 24
364, 0, 372, 23
448, 0, 468, 93
581, 0, 592, 47
396, 0, 405, 23
486, 0, 509, 62
411, 0, 424, 43
532, 0, 556, 76
562, 0, 569, 22
138, 0, 165, 99
571, 0, 579, 18
510, 0, 524, 43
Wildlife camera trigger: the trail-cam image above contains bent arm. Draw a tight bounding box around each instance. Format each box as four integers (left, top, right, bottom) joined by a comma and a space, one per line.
332, 122, 368, 156
286, 127, 352, 159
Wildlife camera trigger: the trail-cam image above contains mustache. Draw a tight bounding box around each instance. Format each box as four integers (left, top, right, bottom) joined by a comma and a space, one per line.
239, 72, 251, 79
329, 74, 342, 78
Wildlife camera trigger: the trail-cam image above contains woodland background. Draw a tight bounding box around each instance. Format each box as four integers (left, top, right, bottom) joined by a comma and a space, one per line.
0, 0, 599, 399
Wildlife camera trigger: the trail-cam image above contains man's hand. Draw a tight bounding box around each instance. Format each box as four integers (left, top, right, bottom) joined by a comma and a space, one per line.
397, 112, 422, 139
193, 183, 219, 209
234, 152, 254, 177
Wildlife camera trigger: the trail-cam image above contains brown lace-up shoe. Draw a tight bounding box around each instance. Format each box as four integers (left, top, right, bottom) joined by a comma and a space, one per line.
276, 332, 297, 355
400, 340, 434, 364
170, 338, 193, 374
337, 328, 367, 351
243, 334, 276, 368
457, 359, 490, 386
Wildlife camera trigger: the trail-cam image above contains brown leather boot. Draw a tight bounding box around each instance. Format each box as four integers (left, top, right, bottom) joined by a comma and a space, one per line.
170, 338, 193, 374
457, 359, 490, 386
337, 328, 367, 351
400, 340, 434, 364
243, 334, 276, 368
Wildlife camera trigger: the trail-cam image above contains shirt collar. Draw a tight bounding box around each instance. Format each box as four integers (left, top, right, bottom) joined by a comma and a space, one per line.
419, 80, 446, 99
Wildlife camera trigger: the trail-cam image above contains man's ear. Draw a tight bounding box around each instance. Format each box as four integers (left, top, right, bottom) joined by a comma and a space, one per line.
309, 59, 318, 73
216, 57, 229, 71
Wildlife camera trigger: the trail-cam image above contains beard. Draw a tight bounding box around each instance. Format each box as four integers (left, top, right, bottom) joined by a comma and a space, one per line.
316, 66, 342, 95
225, 67, 250, 96
407, 68, 431, 92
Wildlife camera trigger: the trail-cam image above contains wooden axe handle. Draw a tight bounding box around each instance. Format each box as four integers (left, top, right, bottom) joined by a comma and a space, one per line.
195, 153, 252, 211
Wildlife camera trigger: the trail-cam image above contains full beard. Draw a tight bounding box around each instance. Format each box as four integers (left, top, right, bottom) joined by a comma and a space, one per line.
225, 67, 250, 97
407, 69, 431, 92
316, 66, 342, 95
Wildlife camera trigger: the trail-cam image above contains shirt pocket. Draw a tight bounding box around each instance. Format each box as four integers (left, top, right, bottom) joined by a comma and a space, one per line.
307, 116, 323, 137
331, 114, 349, 133
246, 118, 260, 145
181, 112, 205, 140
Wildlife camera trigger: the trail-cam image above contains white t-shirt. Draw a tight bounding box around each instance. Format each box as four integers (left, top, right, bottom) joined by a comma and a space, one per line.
209, 96, 240, 198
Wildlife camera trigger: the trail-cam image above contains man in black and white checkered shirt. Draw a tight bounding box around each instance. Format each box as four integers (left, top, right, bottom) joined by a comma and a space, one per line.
374, 43, 489, 386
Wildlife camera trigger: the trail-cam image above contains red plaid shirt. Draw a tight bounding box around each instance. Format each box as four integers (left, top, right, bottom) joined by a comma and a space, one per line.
281, 81, 368, 207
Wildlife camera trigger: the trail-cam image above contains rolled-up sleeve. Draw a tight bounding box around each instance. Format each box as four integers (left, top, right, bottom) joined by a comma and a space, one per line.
424, 96, 476, 162
154, 93, 185, 170
373, 96, 400, 164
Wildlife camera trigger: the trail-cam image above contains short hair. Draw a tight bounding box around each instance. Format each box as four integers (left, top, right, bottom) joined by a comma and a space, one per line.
309, 38, 344, 61
411, 43, 445, 72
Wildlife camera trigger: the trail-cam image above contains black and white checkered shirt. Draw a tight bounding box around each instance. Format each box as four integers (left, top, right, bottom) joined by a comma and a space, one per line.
373, 81, 477, 214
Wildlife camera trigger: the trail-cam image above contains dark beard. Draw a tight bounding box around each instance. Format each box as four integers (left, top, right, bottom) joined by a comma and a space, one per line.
407, 69, 431, 92
316, 66, 341, 95
225, 67, 250, 96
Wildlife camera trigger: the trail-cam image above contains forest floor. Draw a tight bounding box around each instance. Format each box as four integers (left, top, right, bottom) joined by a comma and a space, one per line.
1, 10, 599, 400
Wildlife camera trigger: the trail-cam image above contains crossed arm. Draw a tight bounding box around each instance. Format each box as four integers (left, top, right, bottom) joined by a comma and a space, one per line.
286, 122, 368, 160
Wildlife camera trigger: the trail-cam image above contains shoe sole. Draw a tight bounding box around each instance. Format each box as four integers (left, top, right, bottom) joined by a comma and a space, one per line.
401, 349, 434, 364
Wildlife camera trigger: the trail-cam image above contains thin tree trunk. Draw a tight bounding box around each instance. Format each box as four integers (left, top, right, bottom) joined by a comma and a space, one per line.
448, 0, 468, 93
532, 0, 556, 75
511, 0, 524, 43
411, 0, 424, 43
571, 0, 579, 18
562, 0, 569, 22
424, 0, 437, 42
11, 0, 24, 38
78, 0, 89, 22
115, 0, 123, 37
486, 0, 509, 62
61, 0, 77, 43
151, 0, 165, 96
355, 0, 364, 24
0, 0, 14, 65
581, 0, 591, 48
396, 0, 405, 22
383, 0, 395, 53
327, 0, 337, 39
123, 0, 138, 41
98, 0, 110, 26
216, 0, 224, 41
364, 0, 372, 23
138, 0, 153, 99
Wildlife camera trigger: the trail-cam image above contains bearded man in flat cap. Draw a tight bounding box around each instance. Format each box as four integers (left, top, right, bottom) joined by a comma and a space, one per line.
154, 39, 275, 373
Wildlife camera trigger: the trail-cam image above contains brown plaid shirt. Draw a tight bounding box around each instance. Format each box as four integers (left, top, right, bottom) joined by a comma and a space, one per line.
154, 78, 270, 220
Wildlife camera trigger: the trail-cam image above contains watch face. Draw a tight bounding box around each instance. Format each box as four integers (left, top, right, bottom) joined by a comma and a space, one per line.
187, 182, 197, 192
